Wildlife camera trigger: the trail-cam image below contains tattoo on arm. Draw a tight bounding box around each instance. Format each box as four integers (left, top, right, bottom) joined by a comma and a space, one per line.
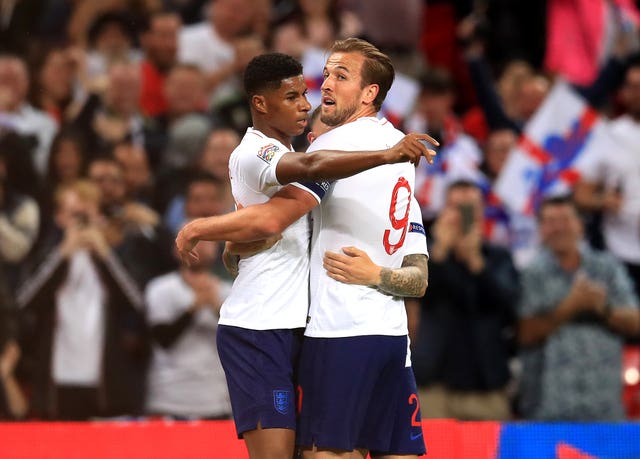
378, 254, 428, 297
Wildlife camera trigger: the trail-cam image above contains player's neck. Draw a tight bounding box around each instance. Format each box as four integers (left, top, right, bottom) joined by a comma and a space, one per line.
339, 106, 378, 126
252, 122, 292, 148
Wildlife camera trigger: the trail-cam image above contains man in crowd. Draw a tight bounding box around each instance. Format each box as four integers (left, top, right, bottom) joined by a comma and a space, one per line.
518, 195, 639, 420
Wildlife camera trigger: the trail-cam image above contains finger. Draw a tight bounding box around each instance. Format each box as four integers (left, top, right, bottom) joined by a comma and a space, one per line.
341, 246, 362, 257
326, 271, 350, 284
324, 251, 351, 264
414, 133, 440, 147
323, 258, 348, 272
426, 149, 437, 165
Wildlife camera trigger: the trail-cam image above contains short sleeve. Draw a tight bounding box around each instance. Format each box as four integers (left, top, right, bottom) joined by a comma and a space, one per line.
145, 278, 193, 325
234, 142, 290, 192
290, 180, 332, 204
403, 197, 429, 257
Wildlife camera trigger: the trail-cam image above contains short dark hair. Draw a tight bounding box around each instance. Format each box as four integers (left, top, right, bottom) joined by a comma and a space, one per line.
419, 67, 454, 95
243, 53, 303, 97
329, 38, 394, 111
446, 179, 481, 194
537, 194, 579, 220
186, 171, 224, 194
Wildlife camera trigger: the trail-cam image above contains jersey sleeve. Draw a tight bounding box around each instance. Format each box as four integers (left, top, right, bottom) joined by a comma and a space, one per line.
403, 196, 429, 258
290, 180, 332, 204
235, 142, 290, 192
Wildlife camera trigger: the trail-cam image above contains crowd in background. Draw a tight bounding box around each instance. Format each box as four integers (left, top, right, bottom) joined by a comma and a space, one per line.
1, 0, 640, 424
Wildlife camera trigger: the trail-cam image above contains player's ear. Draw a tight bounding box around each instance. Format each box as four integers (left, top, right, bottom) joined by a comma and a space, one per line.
252, 94, 268, 114
362, 84, 379, 106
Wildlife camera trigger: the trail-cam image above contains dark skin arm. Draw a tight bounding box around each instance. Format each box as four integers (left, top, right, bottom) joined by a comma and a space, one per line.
274, 133, 438, 184
176, 186, 317, 265
323, 248, 428, 297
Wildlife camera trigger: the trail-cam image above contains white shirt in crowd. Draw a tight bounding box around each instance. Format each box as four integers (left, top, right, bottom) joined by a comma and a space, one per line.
578, 114, 640, 265
53, 250, 106, 386
145, 272, 232, 418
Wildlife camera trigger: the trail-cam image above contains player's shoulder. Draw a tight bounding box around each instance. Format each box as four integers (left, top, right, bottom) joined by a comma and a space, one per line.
233, 128, 289, 160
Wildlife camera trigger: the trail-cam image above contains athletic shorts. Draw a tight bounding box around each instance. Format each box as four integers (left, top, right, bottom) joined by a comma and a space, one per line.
217, 325, 303, 438
295, 335, 426, 456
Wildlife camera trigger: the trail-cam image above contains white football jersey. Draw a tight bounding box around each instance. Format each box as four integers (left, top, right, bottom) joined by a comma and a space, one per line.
218, 128, 321, 330
305, 117, 429, 338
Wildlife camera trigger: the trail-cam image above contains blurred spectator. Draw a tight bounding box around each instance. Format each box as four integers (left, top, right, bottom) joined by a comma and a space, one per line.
517, 195, 640, 420
28, 46, 82, 126
178, 0, 264, 105
72, 60, 163, 169
0, 275, 28, 420
157, 64, 211, 171
0, 55, 58, 178
0, 141, 40, 288
16, 180, 148, 420
0, 334, 28, 420
145, 239, 231, 419
0, 0, 43, 55
113, 142, 155, 206
81, 11, 142, 78
38, 129, 89, 240
342, 0, 424, 76
88, 156, 176, 288
139, 11, 182, 117
412, 180, 518, 420
575, 62, 640, 298
406, 68, 482, 221
158, 127, 237, 220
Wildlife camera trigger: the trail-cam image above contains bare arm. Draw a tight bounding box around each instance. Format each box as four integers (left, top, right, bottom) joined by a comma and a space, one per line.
275, 133, 438, 184
323, 247, 428, 297
176, 186, 317, 264
606, 307, 640, 337
574, 180, 622, 213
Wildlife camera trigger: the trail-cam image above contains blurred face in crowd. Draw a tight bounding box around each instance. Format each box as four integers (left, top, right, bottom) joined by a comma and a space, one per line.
144, 13, 181, 71
54, 185, 101, 230
497, 60, 533, 107
0, 57, 29, 111
113, 144, 151, 197
185, 180, 224, 219
445, 184, 484, 231
419, 89, 454, 130
321, 51, 373, 127
538, 202, 582, 257
516, 75, 549, 120
52, 139, 83, 183
106, 62, 141, 116
94, 22, 132, 57
39, 49, 74, 103
164, 66, 208, 117
621, 66, 640, 120
210, 0, 254, 40
199, 129, 240, 180
88, 159, 126, 208
484, 129, 516, 177
271, 22, 307, 59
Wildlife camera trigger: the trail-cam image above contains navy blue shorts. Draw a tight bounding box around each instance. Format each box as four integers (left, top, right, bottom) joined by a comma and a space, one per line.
296, 335, 426, 456
217, 325, 303, 438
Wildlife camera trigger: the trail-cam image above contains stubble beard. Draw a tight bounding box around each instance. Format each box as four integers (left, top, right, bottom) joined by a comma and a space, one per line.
320, 100, 359, 127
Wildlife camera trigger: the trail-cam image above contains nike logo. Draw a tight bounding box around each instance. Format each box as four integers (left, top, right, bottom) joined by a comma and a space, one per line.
410, 432, 423, 441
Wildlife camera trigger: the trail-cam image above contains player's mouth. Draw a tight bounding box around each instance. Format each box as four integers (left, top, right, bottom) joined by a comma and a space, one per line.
322, 96, 335, 107
297, 118, 308, 128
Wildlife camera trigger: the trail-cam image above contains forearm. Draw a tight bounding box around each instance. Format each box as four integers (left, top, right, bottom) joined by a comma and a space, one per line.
151, 311, 195, 349
184, 206, 281, 243
276, 149, 392, 184
606, 308, 640, 337
518, 300, 574, 346
2, 375, 28, 419
0, 217, 36, 263
377, 254, 428, 298
573, 181, 603, 211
